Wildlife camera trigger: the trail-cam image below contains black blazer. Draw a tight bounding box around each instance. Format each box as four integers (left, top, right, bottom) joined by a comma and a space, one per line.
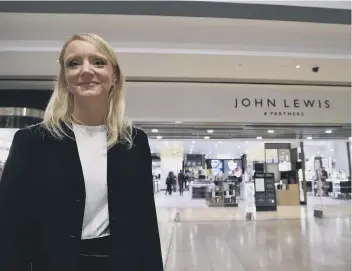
0, 123, 164, 271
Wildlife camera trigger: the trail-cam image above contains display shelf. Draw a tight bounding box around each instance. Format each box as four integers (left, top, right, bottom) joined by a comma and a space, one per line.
205, 180, 239, 207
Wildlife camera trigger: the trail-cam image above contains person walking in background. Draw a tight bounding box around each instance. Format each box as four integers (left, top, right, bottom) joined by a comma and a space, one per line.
165, 172, 174, 195
178, 170, 185, 196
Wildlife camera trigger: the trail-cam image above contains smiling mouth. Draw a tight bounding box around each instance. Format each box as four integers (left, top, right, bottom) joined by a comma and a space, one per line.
79, 82, 99, 86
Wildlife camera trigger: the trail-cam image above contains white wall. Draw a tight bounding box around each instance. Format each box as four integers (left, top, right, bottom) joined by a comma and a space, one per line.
125, 83, 351, 124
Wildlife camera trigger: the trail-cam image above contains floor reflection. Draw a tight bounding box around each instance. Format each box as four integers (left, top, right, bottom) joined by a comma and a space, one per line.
155, 190, 351, 271
159, 218, 351, 271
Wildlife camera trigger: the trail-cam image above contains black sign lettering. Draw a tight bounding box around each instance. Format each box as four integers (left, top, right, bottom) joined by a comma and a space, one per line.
234, 98, 331, 118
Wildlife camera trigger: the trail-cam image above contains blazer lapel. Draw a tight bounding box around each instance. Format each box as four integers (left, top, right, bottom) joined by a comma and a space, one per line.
107, 141, 126, 189
51, 123, 86, 202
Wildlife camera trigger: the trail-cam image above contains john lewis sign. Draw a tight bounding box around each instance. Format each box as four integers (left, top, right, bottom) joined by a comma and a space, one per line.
125, 82, 351, 124
234, 98, 331, 118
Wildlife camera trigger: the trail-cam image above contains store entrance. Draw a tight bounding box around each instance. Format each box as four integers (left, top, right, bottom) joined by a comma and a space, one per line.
149, 135, 351, 222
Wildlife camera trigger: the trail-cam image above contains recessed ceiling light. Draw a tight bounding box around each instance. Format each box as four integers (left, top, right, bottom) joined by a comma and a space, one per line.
204, 136, 210, 139
330, 149, 334, 151
151, 129, 158, 133
207, 129, 214, 134
238, 146, 241, 148
325, 130, 332, 134
267, 130, 274, 134
256, 136, 262, 140
208, 152, 212, 154
245, 141, 249, 143
307, 136, 312, 140
175, 121, 182, 124
349, 137, 352, 140
296, 65, 300, 69
156, 136, 162, 140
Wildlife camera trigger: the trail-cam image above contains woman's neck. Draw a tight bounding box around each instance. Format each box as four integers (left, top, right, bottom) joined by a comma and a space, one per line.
72, 98, 108, 126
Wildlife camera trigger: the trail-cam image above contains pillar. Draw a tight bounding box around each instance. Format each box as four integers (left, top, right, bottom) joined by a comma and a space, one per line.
334, 141, 350, 178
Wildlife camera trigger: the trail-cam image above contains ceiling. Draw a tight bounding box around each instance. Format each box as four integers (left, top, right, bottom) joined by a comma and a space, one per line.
0, 12, 350, 85
224, 1, 351, 9
135, 122, 351, 140
148, 138, 350, 161
0, 127, 350, 163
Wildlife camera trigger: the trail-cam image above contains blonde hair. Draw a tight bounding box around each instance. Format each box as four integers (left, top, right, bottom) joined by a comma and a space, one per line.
43, 33, 132, 149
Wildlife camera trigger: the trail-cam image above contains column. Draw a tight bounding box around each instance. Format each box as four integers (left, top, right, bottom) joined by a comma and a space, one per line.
334, 141, 350, 177
159, 146, 184, 190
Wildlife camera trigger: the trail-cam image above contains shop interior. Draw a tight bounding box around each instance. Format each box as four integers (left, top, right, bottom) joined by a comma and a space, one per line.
149, 138, 351, 210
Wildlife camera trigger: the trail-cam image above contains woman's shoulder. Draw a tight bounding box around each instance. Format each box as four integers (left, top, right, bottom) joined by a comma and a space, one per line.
128, 126, 150, 151
131, 126, 148, 142
17, 123, 52, 142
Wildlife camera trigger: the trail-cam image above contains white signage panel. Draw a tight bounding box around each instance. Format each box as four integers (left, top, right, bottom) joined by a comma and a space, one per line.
125, 82, 351, 124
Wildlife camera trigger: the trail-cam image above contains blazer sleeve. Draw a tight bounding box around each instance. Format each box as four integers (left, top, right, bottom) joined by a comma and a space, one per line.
0, 130, 34, 271
139, 131, 164, 271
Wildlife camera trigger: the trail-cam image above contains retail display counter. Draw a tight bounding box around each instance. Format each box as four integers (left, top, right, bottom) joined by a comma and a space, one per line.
191, 180, 213, 199
306, 178, 349, 198
277, 184, 299, 206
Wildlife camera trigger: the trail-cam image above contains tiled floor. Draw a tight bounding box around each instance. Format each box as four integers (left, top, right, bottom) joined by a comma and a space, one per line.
155, 191, 351, 271
158, 218, 351, 271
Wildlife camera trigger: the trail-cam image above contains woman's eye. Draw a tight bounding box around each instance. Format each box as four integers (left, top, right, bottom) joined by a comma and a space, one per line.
66, 60, 80, 68
93, 59, 106, 67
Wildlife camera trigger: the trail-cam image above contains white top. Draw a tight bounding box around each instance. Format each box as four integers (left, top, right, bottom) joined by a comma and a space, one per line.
73, 124, 110, 240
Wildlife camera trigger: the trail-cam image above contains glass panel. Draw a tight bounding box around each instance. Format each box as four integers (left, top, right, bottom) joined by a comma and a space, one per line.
265, 149, 278, 163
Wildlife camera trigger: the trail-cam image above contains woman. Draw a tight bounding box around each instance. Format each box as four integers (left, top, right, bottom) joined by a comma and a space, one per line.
0, 33, 163, 271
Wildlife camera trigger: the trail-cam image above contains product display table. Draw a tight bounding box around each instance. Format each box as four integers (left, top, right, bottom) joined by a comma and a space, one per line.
191, 180, 213, 199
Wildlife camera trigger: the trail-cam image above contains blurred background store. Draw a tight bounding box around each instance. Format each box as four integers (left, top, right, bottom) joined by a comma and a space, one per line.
0, 1, 351, 270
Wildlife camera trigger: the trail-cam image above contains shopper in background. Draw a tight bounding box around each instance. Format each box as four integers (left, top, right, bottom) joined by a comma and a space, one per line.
165, 171, 174, 195
185, 173, 190, 190
178, 170, 185, 196
172, 173, 177, 192
0, 33, 163, 271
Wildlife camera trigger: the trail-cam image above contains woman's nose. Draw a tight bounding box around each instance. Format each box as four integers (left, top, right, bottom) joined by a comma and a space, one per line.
81, 61, 94, 74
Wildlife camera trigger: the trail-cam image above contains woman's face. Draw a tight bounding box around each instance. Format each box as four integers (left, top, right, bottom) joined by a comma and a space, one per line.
63, 40, 115, 98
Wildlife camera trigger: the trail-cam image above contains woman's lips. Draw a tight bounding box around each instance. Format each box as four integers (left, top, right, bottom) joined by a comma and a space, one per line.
79, 82, 98, 87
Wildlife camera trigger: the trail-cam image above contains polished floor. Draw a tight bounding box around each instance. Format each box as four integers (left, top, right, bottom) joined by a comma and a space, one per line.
155, 191, 351, 271
158, 218, 351, 271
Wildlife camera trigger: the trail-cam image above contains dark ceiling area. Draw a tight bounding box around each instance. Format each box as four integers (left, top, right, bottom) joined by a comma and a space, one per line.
0, 89, 50, 110
134, 122, 351, 140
